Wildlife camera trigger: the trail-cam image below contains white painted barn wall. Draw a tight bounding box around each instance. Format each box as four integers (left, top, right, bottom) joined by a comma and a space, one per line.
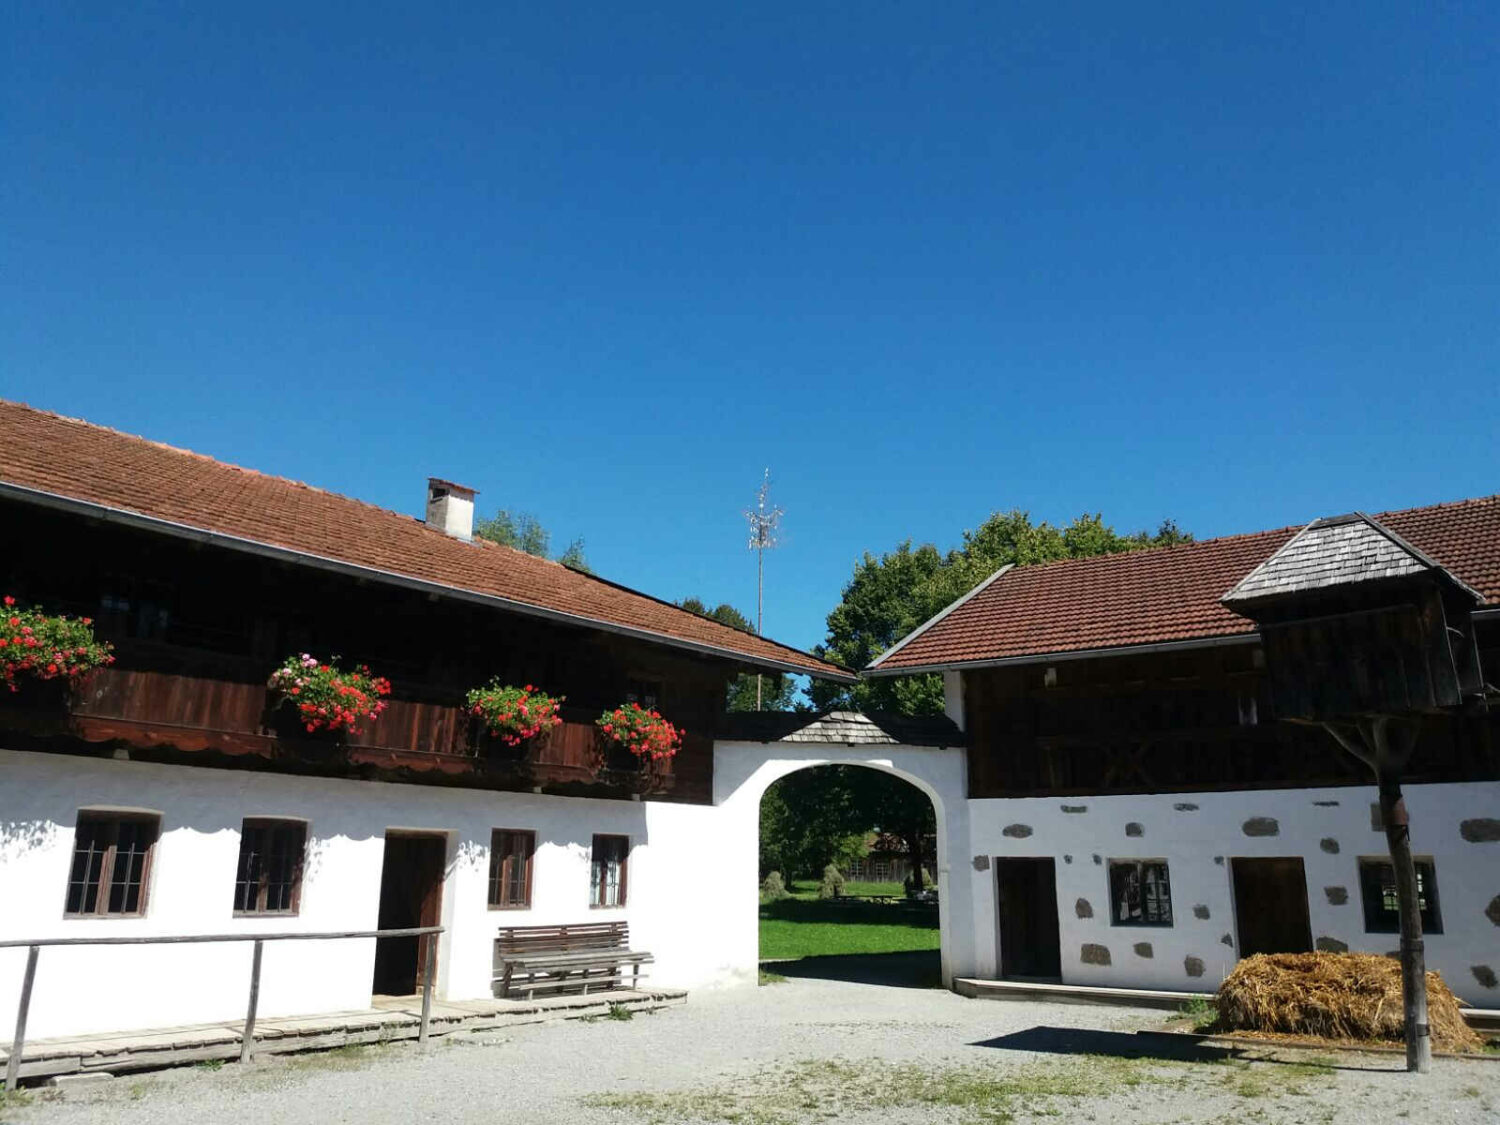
966, 781, 1500, 1001
0, 748, 668, 1040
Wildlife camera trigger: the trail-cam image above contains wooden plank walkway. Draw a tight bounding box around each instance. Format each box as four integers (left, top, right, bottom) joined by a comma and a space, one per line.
1, 988, 686, 1083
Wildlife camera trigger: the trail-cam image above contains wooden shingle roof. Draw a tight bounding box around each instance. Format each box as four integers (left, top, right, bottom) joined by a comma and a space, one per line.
0, 400, 854, 681
1222, 512, 1482, 606
718, 710, 964, 747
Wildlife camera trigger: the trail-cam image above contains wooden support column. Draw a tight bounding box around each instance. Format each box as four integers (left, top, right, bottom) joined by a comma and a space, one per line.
4, 945, 39, 1092
241, 939, 264, 1066
1327, 718, 1430, 1074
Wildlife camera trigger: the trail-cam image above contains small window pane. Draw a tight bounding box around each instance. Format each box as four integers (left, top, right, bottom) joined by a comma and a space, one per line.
488, 830, 535, 909
591, 834, 628, 908
1359, 859, 1441, 934
1109, 860, 1174, 927
234, 820, 306, 916
65, 813, 158, 918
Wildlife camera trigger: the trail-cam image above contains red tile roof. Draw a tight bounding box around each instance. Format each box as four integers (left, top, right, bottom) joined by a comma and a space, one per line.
870, 495, 1500, 673
0, 400, 853, 681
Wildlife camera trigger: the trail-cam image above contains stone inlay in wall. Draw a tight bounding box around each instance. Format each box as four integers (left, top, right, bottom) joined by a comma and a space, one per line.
1242, 817, 1279, 837
1316, 937, 1349, 953
1075, 898, 1093, 919
1460, 818, 1500, 843
972, 855, 990, 872
1192, 904, 1210, 920
1093, 854, 1102, 866
1220, 933, 1235, 947
1214, 856, 1224, 866
1064, 855, 1073, 865
1472, 965, 1498, 990
1486, 895, 1500, 927
1184, 956, 1205, 977
1174, 803, 1199, 812
1369, 803, 1384, 831
1125, 822, 1144, 838
1320, 837, 1340, 854
1081, 943, 1111, 966
1002, 824, 1033, 839
1324, 886, 1348, 905
1061, 805, 1088, 814
1133, 942, 1153, 959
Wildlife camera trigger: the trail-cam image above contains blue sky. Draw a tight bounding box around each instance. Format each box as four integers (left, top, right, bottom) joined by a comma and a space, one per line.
4, 3, 1496, 655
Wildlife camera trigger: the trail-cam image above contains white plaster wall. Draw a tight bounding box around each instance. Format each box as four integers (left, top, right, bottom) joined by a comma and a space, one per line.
966, 782, 1500, 1003
0, 749, 690, 1040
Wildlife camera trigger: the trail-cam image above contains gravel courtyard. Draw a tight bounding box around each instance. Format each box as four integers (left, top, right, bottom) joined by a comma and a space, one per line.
5, 963, 1496, 1125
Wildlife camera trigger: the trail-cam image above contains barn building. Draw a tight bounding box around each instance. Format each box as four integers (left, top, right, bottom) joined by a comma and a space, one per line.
868, 499, 1499, 998
1, 397, 1496, 1056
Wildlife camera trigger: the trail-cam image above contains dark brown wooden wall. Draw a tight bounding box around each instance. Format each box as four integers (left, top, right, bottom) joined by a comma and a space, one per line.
964, 628, 1500, 799
0, 500, 733, 803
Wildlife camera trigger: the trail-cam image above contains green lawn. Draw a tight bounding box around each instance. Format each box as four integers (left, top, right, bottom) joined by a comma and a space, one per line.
785, 879, 906, 900
759, 890, 940, 960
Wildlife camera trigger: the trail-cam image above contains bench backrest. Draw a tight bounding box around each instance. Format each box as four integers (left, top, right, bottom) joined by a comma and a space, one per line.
496, 922, 630, 957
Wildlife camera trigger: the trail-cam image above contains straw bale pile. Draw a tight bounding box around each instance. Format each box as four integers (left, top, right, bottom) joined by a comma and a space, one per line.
1216, 952, 1483, 1053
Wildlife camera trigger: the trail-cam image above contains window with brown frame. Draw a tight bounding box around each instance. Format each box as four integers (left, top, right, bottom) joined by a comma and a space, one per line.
65, 812, 160, 918
488, 829, 535, 909
590, 834, 629, 908
233, 819, 307, 915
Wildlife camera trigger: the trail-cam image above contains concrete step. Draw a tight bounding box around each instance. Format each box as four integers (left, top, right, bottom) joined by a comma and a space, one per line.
954, 976, 1214, 1010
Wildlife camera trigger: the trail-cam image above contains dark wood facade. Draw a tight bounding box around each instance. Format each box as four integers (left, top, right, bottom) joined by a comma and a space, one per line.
963, 623, 1499, 799
0, 500, 739, 804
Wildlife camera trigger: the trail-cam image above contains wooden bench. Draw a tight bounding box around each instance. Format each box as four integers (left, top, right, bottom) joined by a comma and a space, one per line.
492, 922, 653, 1000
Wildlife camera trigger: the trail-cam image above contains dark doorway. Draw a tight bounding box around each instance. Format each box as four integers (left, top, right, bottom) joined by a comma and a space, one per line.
373, 832, 446, 996
996, 857, 1061, 980
1231, 857, 1312, 958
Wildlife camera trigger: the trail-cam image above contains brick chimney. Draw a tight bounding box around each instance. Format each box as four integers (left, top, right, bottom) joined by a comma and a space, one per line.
425, 478, 477, 542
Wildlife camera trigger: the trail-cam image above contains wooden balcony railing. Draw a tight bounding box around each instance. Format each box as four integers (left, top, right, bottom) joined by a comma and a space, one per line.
2, 659, 683, 793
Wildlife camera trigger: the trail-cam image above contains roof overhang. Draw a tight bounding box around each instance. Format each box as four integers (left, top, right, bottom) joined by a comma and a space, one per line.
865, 563, 1014, 673
0, 480, 859, 684
864, 630, 1260, 677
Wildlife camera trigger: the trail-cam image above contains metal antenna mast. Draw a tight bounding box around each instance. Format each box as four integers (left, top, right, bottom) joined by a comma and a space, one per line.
744, 469, 783, 710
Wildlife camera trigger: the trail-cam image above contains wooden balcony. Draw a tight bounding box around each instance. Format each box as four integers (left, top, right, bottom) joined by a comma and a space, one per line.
0, 654, 683, 796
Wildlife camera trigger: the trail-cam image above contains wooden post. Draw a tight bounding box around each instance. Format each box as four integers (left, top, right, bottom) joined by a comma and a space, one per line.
1377, 768, 1431, 1073
240, 939, 264, 1066
418, 933, 436, 1046
4, 945, 39, 1092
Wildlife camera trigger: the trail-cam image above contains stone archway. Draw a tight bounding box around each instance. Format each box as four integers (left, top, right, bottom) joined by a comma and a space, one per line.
712, 730, 972, 989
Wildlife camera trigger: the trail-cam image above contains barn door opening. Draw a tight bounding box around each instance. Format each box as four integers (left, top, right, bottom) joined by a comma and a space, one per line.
995, 857, 1061, 980
1231, 857, 1313, 958
373, 831, 447, 996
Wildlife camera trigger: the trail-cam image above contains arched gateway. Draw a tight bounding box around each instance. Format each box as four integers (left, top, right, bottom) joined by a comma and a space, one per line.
705, 712, 971, 988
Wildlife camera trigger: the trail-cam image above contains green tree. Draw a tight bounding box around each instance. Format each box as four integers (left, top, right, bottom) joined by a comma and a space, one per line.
808, 509, 1191, 715
679, 597, 796, 711
474, 509, 591, 573
758, 765, 935, 887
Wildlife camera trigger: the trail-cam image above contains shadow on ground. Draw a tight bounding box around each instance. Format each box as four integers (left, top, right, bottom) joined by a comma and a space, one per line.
971, 1026, 1233, 1062
971, 1026, 1384, 1072
763, 950, 942, 989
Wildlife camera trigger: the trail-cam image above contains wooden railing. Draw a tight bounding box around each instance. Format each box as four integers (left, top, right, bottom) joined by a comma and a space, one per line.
1, 925, 445, 1090
4, 661, 681, 792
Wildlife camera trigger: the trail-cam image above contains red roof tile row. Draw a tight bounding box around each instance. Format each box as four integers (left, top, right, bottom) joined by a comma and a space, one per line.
0, 400, 853, 681
872, 496, 1500, 672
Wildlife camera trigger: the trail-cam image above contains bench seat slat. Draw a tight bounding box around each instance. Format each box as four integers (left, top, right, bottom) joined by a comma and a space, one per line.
494, 921, 651, 999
